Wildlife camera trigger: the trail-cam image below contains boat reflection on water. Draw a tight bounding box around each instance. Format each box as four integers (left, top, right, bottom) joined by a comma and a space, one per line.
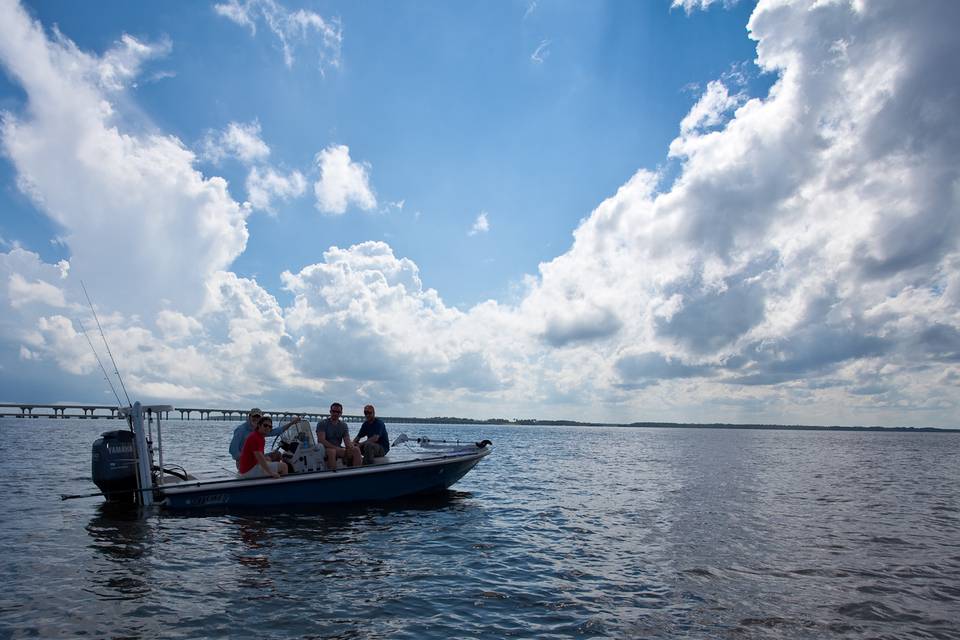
232, 517, 274, 583
85, 503, 154, 601
233, 490, 480, 579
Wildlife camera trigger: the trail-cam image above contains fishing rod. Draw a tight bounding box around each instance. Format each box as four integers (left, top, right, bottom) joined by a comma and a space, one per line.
80, 280, 132, 407
77, 317, 124, 408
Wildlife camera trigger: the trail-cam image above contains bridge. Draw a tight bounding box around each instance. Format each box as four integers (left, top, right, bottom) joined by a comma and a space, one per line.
0, 403, 427, 424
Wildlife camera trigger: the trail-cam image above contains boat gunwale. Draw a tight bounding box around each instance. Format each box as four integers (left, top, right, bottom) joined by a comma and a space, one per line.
158, 446, 491, 496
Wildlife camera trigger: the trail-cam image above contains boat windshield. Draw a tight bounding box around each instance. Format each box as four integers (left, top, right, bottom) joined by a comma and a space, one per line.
279, 419, 316, 448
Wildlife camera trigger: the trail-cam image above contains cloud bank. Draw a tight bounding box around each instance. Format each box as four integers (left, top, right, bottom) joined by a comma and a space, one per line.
0, 0, 958, 426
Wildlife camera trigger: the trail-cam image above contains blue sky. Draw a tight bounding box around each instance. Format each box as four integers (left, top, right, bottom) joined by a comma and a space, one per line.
0, 0, 958, 427
3, 0, 765, 308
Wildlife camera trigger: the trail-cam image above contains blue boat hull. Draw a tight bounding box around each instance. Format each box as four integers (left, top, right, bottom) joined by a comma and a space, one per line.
159, 451, 488, 510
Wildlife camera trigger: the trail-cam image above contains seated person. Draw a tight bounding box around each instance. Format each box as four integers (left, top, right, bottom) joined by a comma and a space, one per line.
316, 402, 361, 470
352, 404, 390, 465
229, 407, 299, 469
238, 416, 289, 479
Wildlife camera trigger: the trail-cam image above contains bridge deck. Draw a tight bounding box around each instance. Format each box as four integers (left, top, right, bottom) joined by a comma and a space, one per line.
0, 403, 424, 423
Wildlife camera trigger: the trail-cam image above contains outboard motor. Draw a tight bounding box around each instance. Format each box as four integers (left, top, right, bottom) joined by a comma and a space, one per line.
91, 430, 138, 502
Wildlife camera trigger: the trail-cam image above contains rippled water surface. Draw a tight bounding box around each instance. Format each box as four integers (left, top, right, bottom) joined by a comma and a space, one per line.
1, 418, 959, 639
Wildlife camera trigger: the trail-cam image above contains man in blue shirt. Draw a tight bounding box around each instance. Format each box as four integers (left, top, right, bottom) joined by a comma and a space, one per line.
352, 404, 389, 464
229, 407, 299, 469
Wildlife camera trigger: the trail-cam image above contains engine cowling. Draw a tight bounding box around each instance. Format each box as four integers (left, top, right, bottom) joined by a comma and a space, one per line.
91, 430, 137, 502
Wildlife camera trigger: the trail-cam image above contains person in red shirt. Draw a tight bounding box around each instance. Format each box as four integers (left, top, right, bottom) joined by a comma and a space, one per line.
238, 416, 288, 479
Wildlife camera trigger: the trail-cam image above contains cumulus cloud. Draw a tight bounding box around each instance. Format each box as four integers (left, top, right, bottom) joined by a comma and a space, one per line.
468, 211, 490, 236
199, 120, 310, 213
8, 273, 67, 308
678, 80, 744, 135
615, 351, 712, 389
156, 309, 202, 342
201, 120, 271, 165
0, 2, 323, 405
542, 305, 621, 347
507, 0, 960, 423
0, 0, 249, 318
281, 241, 514, 407
313, 144, 377, 215
246, 165, 306, 212
0, 248, 76, 351
0, 245, 326, 403
1, 0, 958, 426
214, 0, 342, 74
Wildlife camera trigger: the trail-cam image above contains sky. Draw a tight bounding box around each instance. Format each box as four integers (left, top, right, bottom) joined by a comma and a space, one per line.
0, 0, 957, 427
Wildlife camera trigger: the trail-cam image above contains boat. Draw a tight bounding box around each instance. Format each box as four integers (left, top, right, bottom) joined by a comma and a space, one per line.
89, 402, 492, 510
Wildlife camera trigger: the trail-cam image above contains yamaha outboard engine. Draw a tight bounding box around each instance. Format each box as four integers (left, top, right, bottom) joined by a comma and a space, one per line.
91, 430, 137, 502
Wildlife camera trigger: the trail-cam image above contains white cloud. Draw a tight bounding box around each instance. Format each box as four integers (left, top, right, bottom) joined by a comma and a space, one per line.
380, 199, 405, 214
671, 0, 729, 15
8, 273, 66, 308
33, 314, 97, 375
503, 0, 960, 423
313, 144, 377, 215
0, 245, 326, 403
98, 34, 172, 91
156, 309, 202, 341
531, 39, 550, 64
678, 80, 743, 135
468, 211, 490, 236
0, 0, 249, 318
281, 241, 512, 407
214, 0, 342, 74
201, 120, 271, 165
246, 165, 306, 212
0, 0, 958, 426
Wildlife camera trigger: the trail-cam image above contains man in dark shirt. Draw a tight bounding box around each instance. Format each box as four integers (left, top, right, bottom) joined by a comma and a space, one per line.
353, 404, 389, 464
316, 402, 361, 469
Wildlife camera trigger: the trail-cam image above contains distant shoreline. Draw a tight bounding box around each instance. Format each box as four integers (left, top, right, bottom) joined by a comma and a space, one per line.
413, 418, 960, 433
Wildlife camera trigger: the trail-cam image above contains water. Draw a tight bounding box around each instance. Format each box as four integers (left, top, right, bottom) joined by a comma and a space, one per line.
1, 418, 958, 639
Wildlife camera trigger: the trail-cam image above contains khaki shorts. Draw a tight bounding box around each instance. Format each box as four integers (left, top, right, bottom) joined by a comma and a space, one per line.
241, 460, 285, 478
